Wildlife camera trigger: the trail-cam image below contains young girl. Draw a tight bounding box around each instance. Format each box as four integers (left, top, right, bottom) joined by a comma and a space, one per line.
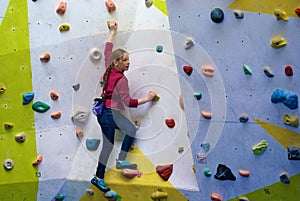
91, 20, 156, 199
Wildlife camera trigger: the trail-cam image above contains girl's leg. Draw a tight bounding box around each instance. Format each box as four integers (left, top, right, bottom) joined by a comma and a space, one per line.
95, 108, 116, 179
112, 110, 137, 160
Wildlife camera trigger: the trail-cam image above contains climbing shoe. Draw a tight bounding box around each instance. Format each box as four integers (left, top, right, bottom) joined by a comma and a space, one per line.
91, 176, 110, 192
116, 159, 137, 169
104, 190, 122, 201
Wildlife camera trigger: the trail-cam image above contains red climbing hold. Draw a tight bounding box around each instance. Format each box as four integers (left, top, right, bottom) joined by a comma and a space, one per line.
165, 119, 175, 128
32, 155, 43, 166
50, 90, 59, 100
183, 65, 193, 76
106, 0, 116, 13
295, 8, 300, 17
56, 1, 67, 15
51, 111, 61, 119
285, 65, 293, 76
156, 164, 173, 181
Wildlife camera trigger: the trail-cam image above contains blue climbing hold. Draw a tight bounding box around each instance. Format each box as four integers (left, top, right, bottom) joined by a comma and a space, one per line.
23, 92, 35, 105
86, 139, 100, 150
211, 8, 224, 23
271, 89, 298, 110
156, 45, 163, 53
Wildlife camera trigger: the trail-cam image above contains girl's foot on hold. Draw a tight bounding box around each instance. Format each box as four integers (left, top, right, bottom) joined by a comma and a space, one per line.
104, 190, 122, 201
91, 176, 110, 192
116, 159, 137, 169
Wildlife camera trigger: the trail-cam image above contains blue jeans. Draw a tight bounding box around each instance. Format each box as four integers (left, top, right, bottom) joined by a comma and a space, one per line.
95, 107, 137, 179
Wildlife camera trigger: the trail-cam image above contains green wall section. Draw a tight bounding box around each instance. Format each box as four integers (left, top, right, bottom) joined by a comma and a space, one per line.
0, 0, 38, 200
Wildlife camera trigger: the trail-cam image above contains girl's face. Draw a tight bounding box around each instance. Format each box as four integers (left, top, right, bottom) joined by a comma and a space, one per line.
115, 53, 130, 71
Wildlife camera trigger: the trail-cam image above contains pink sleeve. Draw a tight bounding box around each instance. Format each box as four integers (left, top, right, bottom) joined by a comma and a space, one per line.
115, 77, 138, 108
104, 42, 113, 68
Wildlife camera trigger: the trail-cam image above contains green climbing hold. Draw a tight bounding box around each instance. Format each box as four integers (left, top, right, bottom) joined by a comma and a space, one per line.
203, 168, 212, 177
252, 140, 268, 155
243, 64, 252, 75
54, 194, 65, 201
32, 101, 50, 113
193, 92, 202, 100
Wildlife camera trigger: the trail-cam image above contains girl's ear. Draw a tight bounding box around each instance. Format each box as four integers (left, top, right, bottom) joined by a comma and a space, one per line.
113, 60, 119, 66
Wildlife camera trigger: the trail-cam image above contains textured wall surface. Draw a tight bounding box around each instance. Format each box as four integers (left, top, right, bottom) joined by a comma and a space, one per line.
0, 0, 299, 201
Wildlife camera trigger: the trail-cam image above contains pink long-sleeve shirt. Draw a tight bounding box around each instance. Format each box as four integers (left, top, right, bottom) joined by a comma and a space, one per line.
102, 42, 138, 110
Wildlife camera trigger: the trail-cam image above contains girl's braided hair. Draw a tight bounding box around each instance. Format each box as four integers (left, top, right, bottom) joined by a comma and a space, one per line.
102, 48, 127, 90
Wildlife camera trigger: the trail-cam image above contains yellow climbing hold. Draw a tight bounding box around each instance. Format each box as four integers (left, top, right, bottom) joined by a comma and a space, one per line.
0, 83, 7, 93
59, 23, 70, 32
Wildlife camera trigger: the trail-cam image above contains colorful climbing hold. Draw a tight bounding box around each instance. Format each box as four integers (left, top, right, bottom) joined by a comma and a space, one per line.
252, 140, 268, 155
184, 38, 194, 50
32, 101, 50, 113
295, 8, 300, 17
54, 194, 65, 201
106, 0, 116, 13
153, 94, 160, 101
40, 52, 51, 62
214, 164, 236, 181
210, 192, 222, 201
211, 8, 224, 23
193, 92, 202, 100
0, 83, 7, 93
56, 1, 67, 15
121, 168, 142, 179
89, 47, 102, 61
287, 146, 300, 160
202, 66, 215, 77
274, 8, 288, 21
86, 139, 100, 150
234, 10, 244, 19
243, 64, 252, 75
238, 197, 249, 201
238, 169, 250, 177
183, 65, 193, 76
179, 94, 184, 110
156, 164, 173, 181
15, 132, 26, 143
165, 119, 175, 128
50, 90, 59, 100
71, 106, 90, 124
284, 65, 293, 76
51, 111, 62, 119
59, 23, 70, 32
104, 190, 121, 201
283, 114, 299, 128
72, 83, 80, 91
279, 172, 290, 184
263, 66, 274, 77
239, 113, 249, 123
201, 142, 210, 152
271, 88, 298, 110
201, 111, 212, 119
178, 146, 184, 153
151, 190, 168, 200
4, 122, 14, 129
76, 127, 84, 137
203, 168, 212, 177
32, 155, 43, 166
86, 189, 94, 196
23, 92, 34, 105
156, 45, 163, 53
4, 159, 14, 171
270, 36, 287, 49
145, 0, 153, 7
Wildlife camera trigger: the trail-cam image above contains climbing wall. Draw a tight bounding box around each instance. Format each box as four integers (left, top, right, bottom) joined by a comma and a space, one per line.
0, 0, 300, 201
166, 0, 300, 200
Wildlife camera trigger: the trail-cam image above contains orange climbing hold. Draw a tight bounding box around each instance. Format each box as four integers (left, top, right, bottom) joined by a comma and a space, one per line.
106, 0, 116, 13
56, 1, 67, 15
76, 127, 84, 137
238, 169, 250, 177
51, 111, 61, 119
165, 119, 175, 128
50, 90, 59, 100
40, 52, 51, 62
156, 164, 173, 181
32, 155, 43, 166
201, 111, 212, 119
210, 193, 222, 201
202, 66, 215, 77
183, 65, 193, 76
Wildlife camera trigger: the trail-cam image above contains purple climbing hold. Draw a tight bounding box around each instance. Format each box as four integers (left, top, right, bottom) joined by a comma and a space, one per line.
23, 92, 35, 105
214, 164, 236, 181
